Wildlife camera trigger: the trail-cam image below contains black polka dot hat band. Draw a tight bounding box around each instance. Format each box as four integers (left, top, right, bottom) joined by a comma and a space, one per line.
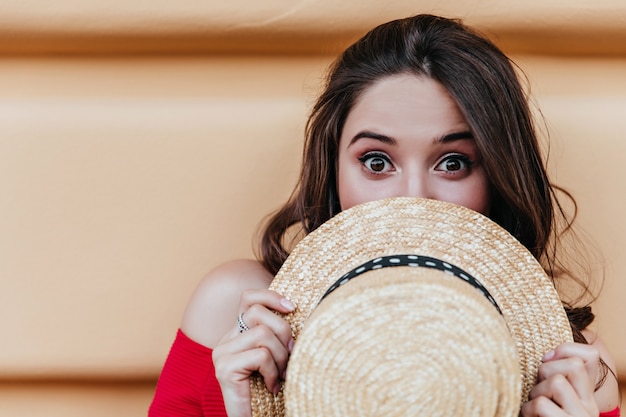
250, 197, 573, 417
320, 254, 502, 315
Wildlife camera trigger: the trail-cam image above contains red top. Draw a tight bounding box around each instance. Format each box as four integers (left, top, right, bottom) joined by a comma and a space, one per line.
149, 329, 227, 416
149, 329, 620, 417
604, 407, 622, 417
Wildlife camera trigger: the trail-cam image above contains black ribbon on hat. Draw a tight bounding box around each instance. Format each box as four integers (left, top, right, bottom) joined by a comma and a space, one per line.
319, 254, 502, 315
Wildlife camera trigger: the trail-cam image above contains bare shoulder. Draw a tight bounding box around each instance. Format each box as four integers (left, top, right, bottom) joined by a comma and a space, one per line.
181, 258, 273, 348
582, 329, 620, 412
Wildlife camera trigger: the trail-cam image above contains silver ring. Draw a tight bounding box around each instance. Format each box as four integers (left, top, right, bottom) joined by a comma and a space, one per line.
237, 313, 249, 333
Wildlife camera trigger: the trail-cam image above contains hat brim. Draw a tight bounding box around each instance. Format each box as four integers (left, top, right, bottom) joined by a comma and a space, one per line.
250, 197, 573, 416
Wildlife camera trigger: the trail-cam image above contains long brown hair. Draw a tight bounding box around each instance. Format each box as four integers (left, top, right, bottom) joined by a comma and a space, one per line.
257, 14, 598, 338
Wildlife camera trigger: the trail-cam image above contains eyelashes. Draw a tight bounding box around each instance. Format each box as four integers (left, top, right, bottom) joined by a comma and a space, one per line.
435, 154, 474, 173
357, 151, 475, 175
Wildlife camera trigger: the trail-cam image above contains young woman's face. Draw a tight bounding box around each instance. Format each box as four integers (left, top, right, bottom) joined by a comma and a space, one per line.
337, 74, 490, 214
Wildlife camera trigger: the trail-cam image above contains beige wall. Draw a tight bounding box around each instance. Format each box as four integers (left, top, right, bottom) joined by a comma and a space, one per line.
1, 1, 625, 414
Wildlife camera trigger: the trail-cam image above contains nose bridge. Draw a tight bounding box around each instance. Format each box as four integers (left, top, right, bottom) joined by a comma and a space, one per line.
403, 170, 429, 199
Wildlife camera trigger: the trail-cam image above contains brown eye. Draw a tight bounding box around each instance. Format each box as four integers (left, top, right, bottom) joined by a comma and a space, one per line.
369, 157, 387, 172
359, 153, 393, 174
444, 159, 462, 171
435, 155, 472, 173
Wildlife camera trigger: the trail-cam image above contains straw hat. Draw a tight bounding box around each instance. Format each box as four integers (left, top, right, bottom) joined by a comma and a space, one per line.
250, 197, 573, 417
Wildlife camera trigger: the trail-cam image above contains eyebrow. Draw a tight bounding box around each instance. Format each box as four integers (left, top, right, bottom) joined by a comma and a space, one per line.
349, 131, 396, 146
348, 130, 474, 146
437, 131, 474, 143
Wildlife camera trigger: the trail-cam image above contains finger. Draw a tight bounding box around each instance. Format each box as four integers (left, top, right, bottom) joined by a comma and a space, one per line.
543, 342, 600, 389
214, 347, 279, 417
239, 289, 296, 315
214, 347, 282, 397
521, 395, 568, 417
529, 374, 589, 417
216, 324, 290, 369
540, 345, 599, 402
215, 325, 290, 389
236, 346, 284, 394
537, 357, 596, 405
241, 303, 295, 347
238, 325, 291, 372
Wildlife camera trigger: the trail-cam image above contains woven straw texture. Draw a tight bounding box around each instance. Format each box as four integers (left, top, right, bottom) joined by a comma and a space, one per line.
250, 197, 573, 417
286, 268, 520, 417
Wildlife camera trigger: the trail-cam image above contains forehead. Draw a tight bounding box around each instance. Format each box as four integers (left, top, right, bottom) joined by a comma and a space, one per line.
343, 74, 468, 138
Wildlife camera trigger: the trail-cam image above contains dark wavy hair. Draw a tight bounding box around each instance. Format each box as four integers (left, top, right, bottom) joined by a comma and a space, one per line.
257, 14, 599, 344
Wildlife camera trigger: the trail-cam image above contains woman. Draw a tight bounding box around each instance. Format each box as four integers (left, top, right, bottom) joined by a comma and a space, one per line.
150, 14, 620, 417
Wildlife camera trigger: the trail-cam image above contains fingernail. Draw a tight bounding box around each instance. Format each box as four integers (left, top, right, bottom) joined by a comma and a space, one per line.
273, 383, 280, 395
288, 338, 295, 352
280, 298, 295, 311
282, 369, 287, 380
542, 349, 555, 362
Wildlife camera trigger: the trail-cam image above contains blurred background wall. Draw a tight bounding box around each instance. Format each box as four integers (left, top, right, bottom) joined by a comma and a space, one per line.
1, 1, 625, 415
